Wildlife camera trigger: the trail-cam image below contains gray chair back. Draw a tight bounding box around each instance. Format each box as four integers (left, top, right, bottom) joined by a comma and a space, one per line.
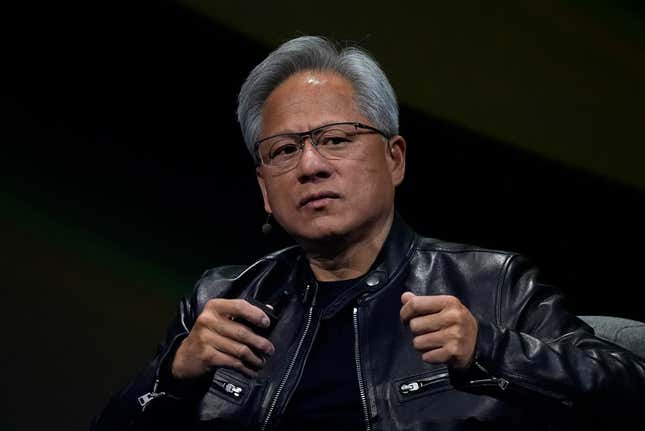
579, 315, 645, 359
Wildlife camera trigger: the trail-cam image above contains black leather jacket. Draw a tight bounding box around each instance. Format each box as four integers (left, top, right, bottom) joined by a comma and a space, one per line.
92, 216, 645, 430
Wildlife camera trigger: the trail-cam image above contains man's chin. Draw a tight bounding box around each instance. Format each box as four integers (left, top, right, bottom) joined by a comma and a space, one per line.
294, 227, 344, 243
289, 222, 349, 247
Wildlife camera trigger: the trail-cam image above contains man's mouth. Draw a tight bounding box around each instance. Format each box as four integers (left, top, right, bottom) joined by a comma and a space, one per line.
299, 191, 341, 208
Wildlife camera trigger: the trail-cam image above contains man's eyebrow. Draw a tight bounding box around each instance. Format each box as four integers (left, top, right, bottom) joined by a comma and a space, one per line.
269, 129, 300, 136
261, 123, 329, 139
259, 129, 300, 141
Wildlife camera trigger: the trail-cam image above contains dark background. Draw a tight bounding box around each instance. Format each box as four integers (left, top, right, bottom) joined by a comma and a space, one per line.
2, 1, 644, 429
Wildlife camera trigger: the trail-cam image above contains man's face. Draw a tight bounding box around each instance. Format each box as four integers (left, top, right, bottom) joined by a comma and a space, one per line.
256, 71, 405, 246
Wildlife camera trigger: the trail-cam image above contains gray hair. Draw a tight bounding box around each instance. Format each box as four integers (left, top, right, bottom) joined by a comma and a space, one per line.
236, 36, 399, 160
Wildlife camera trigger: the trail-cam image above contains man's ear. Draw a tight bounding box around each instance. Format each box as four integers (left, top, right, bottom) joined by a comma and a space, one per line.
256, 167, 273, 214
388, 135, 406, 187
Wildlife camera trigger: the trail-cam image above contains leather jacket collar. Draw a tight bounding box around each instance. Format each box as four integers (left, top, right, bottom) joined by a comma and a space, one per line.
368, 212, 418, 286
262, 212, 418, 301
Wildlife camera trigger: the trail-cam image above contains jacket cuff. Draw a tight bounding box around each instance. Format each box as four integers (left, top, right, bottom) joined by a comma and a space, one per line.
156, 334, 210, 400
448, 319, 497, 382
473, 318, 501, 370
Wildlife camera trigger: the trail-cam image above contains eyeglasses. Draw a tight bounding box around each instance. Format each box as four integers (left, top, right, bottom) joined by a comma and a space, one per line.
254, 122, 390, 171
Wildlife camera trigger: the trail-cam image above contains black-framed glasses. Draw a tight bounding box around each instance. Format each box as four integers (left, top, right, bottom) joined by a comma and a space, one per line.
254, 122, 390, 171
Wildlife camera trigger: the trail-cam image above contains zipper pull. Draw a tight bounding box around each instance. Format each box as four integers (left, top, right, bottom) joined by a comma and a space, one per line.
137, 391, 165, 408
496, 377, 509, 390
400, 382, 421, 394
467, 376, 510, 391
213, 377, 244, 398
225, 383, 243, 397
469, 361, 509, 390
399, 372, 450, 395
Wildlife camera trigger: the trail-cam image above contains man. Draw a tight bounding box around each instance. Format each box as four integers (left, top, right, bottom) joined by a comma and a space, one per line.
92, 36, 645, 430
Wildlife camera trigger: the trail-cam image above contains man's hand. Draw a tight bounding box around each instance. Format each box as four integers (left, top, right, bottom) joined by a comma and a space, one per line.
400, 292, 478, 369
171, 298, 276, 379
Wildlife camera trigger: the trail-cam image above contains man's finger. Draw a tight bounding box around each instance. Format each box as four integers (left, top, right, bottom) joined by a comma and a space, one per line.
208, 298, 271, 329
412, 330, 444, 352
421, 346, 452, 364
216, 319, 275, 356
400, 293, 453, 322
208, 347, 259, 378
408, 314, 444, 335
401, 291, 415, 304
210, 332, 266, 369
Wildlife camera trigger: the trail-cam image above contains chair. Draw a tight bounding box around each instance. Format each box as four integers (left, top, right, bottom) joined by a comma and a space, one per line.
579, 315, 645, 359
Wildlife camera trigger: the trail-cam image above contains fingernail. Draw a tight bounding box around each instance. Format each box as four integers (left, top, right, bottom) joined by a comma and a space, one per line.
262, 316, 271, 327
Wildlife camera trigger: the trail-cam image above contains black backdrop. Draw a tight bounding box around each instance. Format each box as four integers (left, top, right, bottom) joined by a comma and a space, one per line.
3, 1, 645, 429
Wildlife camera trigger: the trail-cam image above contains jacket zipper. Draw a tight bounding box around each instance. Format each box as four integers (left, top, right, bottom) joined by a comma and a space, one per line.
399, 372, 450, 395
137, 385, 166, 410
465, 360, 510, 390
261, 284, 316, 431
467, 376, 510, 390
137, 334, 186, 409
212, 376, 244, 398
467, 360, 573, 406
353, 307, 372, 431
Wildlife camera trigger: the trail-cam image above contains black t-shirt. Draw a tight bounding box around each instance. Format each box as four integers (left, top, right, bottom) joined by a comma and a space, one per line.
275, 278, 364, 430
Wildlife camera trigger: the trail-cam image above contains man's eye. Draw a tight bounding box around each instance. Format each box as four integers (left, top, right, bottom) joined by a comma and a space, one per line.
270, 143, 299, 159
319, 134, 351, 147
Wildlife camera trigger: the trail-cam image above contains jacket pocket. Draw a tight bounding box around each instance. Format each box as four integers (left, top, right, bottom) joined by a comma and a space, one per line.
197, 367, 266, 424
393, 368, 452, 403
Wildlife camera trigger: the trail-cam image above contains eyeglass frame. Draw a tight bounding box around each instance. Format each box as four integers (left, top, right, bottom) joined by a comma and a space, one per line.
253, 121, 392, 168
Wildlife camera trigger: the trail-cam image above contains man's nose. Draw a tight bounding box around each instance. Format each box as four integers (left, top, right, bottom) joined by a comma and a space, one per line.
296, 138, 332, 182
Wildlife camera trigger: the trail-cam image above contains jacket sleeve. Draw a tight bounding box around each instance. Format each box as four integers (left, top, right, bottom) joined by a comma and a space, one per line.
90, 284, 200, 430
472, 254, 645, 417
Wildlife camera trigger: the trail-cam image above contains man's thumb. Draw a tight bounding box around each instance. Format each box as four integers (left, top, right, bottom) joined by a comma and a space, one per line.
401, 291, 416, 304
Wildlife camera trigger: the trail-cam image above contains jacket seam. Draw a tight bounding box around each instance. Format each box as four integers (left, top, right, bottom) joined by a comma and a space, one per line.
415, 247, 511, 256
496, 253, 519, 328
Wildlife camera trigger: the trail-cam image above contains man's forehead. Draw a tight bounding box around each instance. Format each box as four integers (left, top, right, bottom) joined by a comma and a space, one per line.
303, 74, 328, 86
261, 71, 362, 134
275, 70, 350, 94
